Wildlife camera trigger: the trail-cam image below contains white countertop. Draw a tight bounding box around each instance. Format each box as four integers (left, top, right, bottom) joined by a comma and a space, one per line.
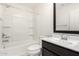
42, 37, 79, 52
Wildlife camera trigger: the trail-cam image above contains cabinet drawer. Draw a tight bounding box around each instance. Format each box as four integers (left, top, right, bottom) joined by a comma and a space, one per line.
42, 48, 57, 56
42, 40, 79, 56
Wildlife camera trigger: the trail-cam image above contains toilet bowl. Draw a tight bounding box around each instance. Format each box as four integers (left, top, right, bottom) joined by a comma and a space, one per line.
27, 43, 41, 56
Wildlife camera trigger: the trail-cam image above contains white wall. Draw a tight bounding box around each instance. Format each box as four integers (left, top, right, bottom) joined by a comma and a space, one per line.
0, 3, 54, 41
34, 3, 53, 38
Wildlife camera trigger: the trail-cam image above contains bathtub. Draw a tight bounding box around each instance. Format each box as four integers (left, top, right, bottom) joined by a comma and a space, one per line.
0, 39, 40, 56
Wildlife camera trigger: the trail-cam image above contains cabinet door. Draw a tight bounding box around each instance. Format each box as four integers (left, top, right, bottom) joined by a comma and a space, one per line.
42, 48, 57, 56
42, 40, 79, 56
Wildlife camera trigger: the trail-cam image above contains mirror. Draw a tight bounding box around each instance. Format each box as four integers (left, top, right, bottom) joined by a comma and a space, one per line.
54, 3, 79, 34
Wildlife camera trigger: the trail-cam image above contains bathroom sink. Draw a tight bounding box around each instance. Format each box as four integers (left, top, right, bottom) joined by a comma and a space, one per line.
46, 37, 79, 47
50, 37, 79, 46
48, 37, 61, 42
61, 40, 79, 46
67, 40, 79, 46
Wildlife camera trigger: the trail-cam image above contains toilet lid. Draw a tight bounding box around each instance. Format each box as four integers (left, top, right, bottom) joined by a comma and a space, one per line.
27, 44, 41, 51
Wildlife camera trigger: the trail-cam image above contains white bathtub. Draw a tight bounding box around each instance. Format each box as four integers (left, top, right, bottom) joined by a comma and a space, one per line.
0, 39, 40, 56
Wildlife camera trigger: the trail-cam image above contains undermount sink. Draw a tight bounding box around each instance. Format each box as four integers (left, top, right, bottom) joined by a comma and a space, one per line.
49, 37, 79, 46
66, 40, 79, 46
49, 37, 61, 42
59, 39, 79, 46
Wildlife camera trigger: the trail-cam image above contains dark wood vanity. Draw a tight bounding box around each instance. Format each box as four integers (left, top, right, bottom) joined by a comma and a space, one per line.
42, 40, 79, 56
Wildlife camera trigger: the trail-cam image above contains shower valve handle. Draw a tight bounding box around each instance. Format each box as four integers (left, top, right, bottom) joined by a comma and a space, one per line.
2, 33, 10, 38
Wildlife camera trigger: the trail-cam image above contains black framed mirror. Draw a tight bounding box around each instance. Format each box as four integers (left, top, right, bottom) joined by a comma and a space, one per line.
54, 3, 79, 34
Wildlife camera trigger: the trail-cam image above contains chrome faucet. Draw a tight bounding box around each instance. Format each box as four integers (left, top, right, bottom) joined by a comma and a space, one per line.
61, 34, 68, 40
2, 33, 10, 43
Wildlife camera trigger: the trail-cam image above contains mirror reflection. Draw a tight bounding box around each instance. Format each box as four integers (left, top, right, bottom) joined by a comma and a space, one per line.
56, 3, 79, 31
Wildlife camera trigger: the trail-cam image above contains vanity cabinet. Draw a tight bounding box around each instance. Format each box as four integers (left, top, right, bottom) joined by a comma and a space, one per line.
42, 40, 79, 56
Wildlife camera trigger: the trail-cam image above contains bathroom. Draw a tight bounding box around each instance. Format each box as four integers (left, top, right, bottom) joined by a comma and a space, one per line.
0, 3, 79, 56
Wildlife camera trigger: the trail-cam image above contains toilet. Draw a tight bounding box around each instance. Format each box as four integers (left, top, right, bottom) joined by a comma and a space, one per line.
27, 43, 41, 56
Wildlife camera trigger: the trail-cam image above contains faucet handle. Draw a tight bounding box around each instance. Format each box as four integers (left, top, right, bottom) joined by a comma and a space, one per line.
61, 34, 68, 40
2, 33, 10, 38
2, 33, 5, 38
